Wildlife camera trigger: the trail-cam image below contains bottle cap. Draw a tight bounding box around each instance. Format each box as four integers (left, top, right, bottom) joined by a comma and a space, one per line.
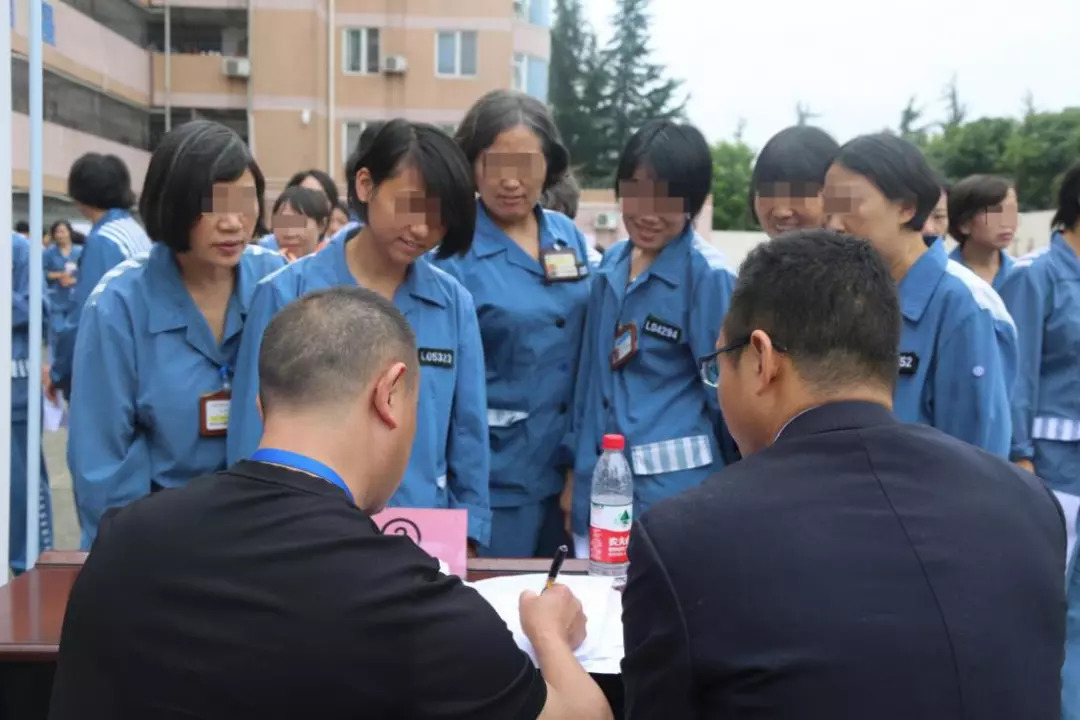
601, 434, 625, 451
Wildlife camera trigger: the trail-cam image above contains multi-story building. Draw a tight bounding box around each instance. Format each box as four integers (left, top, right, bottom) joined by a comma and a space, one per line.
10, 0, 552, 223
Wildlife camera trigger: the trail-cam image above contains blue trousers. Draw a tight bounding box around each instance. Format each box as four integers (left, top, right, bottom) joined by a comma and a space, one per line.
1035, 440, 1080, 720
481, 495, 570, 559
10, 419, 53, 573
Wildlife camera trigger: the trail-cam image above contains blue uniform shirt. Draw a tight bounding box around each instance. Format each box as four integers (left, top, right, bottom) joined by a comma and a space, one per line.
436, 203, 599, 508
226, 235, 492, 544
51, 209, 151, 389
998, 234, 1080, 471
67, 243, 285, 548
948, 244, 1016, 293
569, 227, 737, 535
11, 232, 49, 423
43, 243, 83, 318
258, 234, 280, 251
893, 239, 1017, 457
328, 220, 363, 245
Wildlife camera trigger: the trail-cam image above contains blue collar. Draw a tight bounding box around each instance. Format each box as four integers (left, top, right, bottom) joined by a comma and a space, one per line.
897, 239, 947, 322
249, 448, 354, 504
334, 232, 449, 309
605, 224, 695, 292
90, 208, 131, 235
1052, 232, 1080, 278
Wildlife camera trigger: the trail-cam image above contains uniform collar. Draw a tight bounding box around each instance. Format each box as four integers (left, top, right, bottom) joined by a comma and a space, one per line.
947, 244, 1014, 284
471, 201, 566, 261
90, 208, 130, 234
606, 224, 694, 290
1052, 232, 1080, 278
337, 232, 449, 310
775, 401, 898, 443
145, 244, 248, 348
897, 239, 948, 322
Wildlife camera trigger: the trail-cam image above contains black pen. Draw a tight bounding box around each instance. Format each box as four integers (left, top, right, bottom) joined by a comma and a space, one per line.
543, 544, 569, 593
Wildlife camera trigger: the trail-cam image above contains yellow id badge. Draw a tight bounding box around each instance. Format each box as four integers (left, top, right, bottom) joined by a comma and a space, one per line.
541, 249, 582, 283
199, 389, 231, 437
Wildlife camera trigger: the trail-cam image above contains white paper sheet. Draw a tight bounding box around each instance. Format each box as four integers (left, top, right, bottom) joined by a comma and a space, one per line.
1052, 490, 1080, 579
466, 573, 624, 675
43, 392, 66, 432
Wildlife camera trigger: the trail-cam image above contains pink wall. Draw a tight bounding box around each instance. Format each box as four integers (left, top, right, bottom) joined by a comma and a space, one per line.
11, 114, 151, 194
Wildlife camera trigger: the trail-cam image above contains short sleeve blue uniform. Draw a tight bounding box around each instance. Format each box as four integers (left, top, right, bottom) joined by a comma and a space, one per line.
435, 203, 598, 557
42, 243, 82, 346
948, 245, 1016, 293
226, 235, 493, 545
68, 243, 285, 549
50, 210, 151, 393
893, 239, 1017, 456
569, 227, 737, 537
9, 233, 52, 572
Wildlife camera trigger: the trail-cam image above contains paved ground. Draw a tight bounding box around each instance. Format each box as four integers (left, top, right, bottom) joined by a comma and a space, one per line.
44, 427, 79, 550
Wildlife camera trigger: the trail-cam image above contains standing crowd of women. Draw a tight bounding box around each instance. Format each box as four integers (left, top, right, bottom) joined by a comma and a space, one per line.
8, 87, 1080, 715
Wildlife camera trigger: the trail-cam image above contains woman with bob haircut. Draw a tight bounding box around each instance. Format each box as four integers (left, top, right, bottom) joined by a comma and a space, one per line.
68, 120, 286, 548
999, 160, 1080, 718
567, 119, 738, 560
947, 173, 1018, 291
43, 219, 83, 350
749, 125, 839, 238
434, 90, 597, 558
258, 169, 339, 251
227, 119, 493, 549
270, 185, 330, 262
824, 132, 1017, 456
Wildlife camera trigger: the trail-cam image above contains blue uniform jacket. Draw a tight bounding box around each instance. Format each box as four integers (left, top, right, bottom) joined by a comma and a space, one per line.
436, 203, 599, 508
43, 243, 83, 321
67, 243, 285, 548
257, 234, 279, 251
11, 233, 49, 423
998, 233, 1080, 472
569, 227, 737, 536
226, 235, 492, 544
329, 219, 363, 245
948, 245, 1016, 293
51, 210, 151, 390
894, 239, 1018, 457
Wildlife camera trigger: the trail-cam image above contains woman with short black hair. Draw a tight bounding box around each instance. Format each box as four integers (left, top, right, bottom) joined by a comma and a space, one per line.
271, 186, 330, 261
947, 174, 1018, 290
566, 120, 738, 560
824, 133, 1017, 456
43, 220, 82, 350
999, 160, 1080, 718
68, 120, 286, 548
228, 119, 493, 550
435, 90, 594, 558
749, 125, 838, 238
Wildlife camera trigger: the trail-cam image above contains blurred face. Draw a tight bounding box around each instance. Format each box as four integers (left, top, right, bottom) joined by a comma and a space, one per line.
922, 191, 948, 238
963, 188, 1018, 251
328, 206, 349, 236
272, 202, 321, 260
619, 166, 688, 253
824, 163, 915, 257
475, 124, 547, 224
187, 170, 259, 269
753, 182, 827, 238
355, 163, 444, 266
52, 223, 71, 246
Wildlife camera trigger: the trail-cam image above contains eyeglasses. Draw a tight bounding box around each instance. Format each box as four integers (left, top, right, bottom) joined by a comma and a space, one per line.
697, 335, 788, 388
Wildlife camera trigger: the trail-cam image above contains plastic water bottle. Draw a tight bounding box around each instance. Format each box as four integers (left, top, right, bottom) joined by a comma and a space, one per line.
589, 433, 634, 581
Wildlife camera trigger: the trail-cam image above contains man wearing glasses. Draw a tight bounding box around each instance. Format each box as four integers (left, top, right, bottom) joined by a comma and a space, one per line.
621, 229, 1065, 720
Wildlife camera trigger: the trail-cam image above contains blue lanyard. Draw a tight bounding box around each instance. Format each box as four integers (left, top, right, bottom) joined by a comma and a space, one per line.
249, 448, 354, 504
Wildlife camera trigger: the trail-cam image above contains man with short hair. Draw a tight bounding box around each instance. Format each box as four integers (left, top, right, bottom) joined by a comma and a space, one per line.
49, 287, 612, 720
621, 229, 1065, 719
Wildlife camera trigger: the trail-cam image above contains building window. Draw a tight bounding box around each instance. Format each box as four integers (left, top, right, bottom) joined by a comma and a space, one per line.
512, 53, 527, 92
512, 54, 548, 102
343, 121, 367, 162
343, 28, 380, 74
436, 31, 477, 77
514, 0, 550, 27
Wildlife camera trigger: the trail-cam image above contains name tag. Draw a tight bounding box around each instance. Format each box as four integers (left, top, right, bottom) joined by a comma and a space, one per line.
610, 323, 638, 370
64, 261, 77, 274
419, 348, 455, 368
898, 352, 919, 376
540, 248, 584, 283
641, 315, 682, 344
199, 390, 231, 437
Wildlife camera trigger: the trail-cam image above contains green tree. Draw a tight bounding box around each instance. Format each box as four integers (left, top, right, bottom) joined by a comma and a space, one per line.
592, 0, 687, 182
925, 117, 1018, 182
1003, 107, 1080, 210
549, 0, 608, 185
710, 136, 757, 230
941, 75, 966, 130
899, 96, 930, 148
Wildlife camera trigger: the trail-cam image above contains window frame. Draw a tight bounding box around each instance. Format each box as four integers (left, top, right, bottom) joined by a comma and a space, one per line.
342, 27, 381, 75
434, 30, 478, 78
342, 120, 368, 164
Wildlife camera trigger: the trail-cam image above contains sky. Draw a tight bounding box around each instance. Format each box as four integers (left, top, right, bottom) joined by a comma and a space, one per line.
585, 0, 1080, 150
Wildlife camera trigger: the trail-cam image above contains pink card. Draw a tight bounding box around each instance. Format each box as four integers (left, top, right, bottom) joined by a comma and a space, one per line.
371, 508, 469, 577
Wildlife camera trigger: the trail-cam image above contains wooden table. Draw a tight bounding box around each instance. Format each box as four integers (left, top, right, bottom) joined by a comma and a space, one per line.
0, 553, 621, 718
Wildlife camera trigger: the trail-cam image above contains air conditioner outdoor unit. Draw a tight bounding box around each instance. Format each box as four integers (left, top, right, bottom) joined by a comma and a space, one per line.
594, 212, 619, 231
383, 55, 408, 74
221, 57, 251, 78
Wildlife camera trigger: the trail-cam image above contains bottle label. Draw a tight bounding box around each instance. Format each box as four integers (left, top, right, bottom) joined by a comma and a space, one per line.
589, 502, 633, 564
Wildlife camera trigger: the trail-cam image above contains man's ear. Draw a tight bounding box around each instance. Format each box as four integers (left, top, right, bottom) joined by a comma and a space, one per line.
747, 329, 782, 395
372, 362, 409, 430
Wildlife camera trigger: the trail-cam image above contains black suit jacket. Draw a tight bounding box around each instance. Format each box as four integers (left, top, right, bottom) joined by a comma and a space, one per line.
621, 401, 1065, 720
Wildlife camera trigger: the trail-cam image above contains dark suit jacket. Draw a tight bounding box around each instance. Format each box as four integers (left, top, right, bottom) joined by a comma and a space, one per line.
622, 401, 1065, 720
